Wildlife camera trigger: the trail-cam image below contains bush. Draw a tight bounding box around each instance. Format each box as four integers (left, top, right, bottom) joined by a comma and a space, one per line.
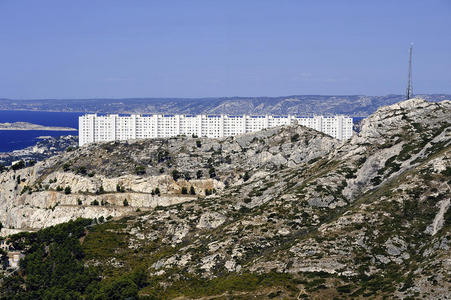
11, 160, 25, 171
62, 163, 71, 172
76, 166, 87, 175
154, 187, 160, 196
243, 171, 250, 182
209, 167, 216, 178
172, 169, 181, 181
96, 186, 105, 195
116, 184, 125, 193
135, 165, 146, 175
64, 186, 72, 195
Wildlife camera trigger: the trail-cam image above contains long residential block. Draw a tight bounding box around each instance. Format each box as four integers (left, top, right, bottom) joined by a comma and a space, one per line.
78, 114, 353, 146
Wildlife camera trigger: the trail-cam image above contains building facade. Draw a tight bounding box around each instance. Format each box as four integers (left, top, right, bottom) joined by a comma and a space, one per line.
79, 114, 353, 146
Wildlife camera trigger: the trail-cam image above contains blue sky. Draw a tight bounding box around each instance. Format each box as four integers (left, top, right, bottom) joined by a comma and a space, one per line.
0, 0, 450, 98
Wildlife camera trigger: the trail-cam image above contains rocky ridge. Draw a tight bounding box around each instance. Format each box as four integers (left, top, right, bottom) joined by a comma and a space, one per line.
0, 120, 336, 234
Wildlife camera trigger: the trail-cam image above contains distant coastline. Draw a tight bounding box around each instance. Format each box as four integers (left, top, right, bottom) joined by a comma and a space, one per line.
0, 121, 77, 131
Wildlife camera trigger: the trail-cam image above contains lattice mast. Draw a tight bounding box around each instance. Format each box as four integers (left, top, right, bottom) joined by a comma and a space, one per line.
406, 43, 413, 100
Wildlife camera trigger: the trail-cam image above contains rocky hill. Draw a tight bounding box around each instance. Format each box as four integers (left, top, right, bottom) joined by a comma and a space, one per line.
0, 98, 450, 299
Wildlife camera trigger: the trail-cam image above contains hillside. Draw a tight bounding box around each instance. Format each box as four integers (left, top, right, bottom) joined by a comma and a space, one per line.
0, 98, 450, 299
0, 94, 450, 116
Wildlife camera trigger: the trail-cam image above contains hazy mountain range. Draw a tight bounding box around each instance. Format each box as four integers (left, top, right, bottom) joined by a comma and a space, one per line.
1, 94, 450, 116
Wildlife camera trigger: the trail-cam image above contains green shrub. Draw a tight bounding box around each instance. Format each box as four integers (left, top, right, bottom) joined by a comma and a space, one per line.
64, 186, 72, 194
172, 169, 181, 181
243, 171, 250, 182
135, 165, 146, 175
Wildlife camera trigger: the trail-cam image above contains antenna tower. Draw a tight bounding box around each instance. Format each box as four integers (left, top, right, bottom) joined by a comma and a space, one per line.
406, 43, 413, 99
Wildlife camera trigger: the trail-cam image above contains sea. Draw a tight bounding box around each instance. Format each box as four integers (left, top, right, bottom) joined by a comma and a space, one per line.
0, 110, 84, 152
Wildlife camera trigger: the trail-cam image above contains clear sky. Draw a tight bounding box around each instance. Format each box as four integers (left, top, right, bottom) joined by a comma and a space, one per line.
0, 0, 450, 99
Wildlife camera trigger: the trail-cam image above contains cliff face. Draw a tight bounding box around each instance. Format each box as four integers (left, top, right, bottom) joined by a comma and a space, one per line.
1, 98, 450, 299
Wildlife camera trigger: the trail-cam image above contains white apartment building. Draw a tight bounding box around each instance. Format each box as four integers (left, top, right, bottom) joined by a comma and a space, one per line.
79, 114, 353, 146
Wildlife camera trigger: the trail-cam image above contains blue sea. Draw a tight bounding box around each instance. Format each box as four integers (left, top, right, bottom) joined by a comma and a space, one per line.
0, 110, 84, 152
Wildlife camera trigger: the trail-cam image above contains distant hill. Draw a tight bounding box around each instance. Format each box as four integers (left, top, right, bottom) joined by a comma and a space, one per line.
0, 94, 449, 116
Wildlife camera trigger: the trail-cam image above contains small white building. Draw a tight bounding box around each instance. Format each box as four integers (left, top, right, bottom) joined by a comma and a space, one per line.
78, 114, 353, 146
7, 251, 24, 269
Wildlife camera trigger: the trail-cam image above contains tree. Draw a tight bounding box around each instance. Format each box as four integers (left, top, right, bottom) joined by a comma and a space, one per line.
209, 167, 216, 178
135, 165, 146, 175
181, 187, 188, 194
77, 199, 82, 205
12, 160, 25, 171
96, 185, 105, 195
64, 186, 71, 195
76, 166, 87, 175
63, 163, 71, 172
190, 186, 196, 195
172, 169, 180, 181
154, 187, 160, 196
0, 248, 8, 269
196, 170, 203, 179
91, 200, 99, 206
184, 172, 191, 181
123, 199, 129, 207
243, 171, 250, 182
196, 140, 202, 148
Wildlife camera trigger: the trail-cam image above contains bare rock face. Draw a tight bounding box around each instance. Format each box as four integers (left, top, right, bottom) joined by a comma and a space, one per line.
196, 212, 226, 229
